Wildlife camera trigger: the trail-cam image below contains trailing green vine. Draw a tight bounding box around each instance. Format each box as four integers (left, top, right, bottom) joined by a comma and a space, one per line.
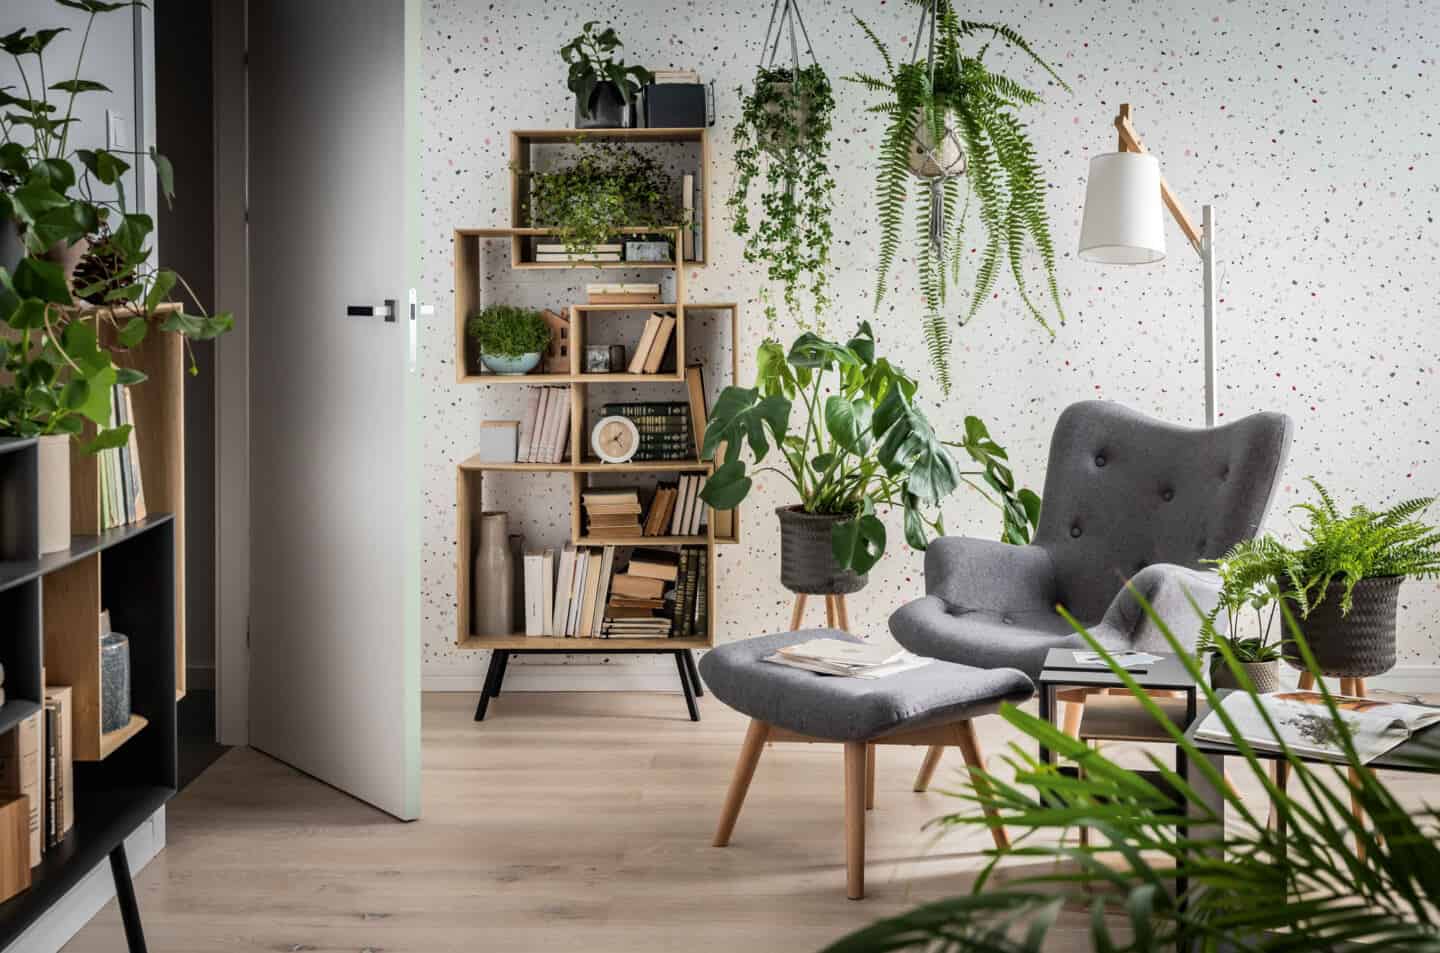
728, 65, 836, 331
847, 2, 1067, 392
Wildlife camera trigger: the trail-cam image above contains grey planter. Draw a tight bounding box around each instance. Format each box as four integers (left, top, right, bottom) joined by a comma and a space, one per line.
575, 81, 628, 129
776, 506, 868, 596
1210, 655, 1281, 693
1282, 576, 1401, 678
100, 631, 131, 733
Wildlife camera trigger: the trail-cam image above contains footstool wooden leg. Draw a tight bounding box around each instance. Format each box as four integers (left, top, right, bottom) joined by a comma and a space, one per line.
790, 595, 807, 630
865, 744, 876, 811
954, 721, 1010, 851
914, 744, 944, 792
844, 740, 867, 899
713, 719, 771, 847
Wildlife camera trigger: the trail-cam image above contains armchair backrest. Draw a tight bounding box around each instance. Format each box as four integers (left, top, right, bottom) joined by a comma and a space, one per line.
1033, 401, 1293, 621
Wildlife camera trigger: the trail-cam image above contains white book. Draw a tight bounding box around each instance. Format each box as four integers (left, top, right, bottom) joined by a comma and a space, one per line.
551, 392, 571, 463
517, 389, 542, 463
537, 387, 562, 463
551, 545, 577, 636
590, 546, 616, 636
123, 387, 146, 520
566, 550, 589, 636
689, 475, 706, 535
681, 173, 695, 260
529, 388, 551, 463
670, 474, 690, 536
540, 548, 556, 635
522, 550, 544, 636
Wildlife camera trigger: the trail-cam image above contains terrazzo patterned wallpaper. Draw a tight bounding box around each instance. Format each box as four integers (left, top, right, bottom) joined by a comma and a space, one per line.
419, 0, 1440, 687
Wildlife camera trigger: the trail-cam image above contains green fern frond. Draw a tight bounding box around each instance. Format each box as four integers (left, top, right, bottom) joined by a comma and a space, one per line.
922, 312, 953, 394
852, 15, 894, 80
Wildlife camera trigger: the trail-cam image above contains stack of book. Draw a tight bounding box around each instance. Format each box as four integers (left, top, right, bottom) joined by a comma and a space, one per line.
98, 384, 146, 529
668, 546, 707, 637
534, 241, 620, 263
582, 488, 643, 538
625, 311, 678, 375
651, 68, 701, 84
516, 386, 571, 463
602, 401, 691, 461
587, 282, 660, 305
602, 548, 679, 638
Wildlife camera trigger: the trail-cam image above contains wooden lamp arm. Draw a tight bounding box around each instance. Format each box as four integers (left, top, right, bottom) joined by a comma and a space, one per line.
1114, 104, 1204, 255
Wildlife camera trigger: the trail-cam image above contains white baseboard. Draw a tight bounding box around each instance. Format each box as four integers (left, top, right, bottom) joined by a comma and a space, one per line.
9, 807, 166, 953
424, 668, 690, 693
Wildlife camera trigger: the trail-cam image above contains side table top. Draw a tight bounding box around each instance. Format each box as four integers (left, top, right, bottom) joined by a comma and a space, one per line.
1038, 647, 1196, 693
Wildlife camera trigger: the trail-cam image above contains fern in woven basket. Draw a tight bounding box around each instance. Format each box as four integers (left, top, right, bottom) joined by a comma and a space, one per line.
846, 3, 1066, 392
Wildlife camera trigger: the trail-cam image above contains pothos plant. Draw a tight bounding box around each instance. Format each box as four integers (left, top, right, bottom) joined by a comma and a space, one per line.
559, 21, 653, 120
847, 2, 1068, 392
523, 141, 684, 258
728, 65, 836, 331
698, 322, 1039, 575
1, 1, 232, 451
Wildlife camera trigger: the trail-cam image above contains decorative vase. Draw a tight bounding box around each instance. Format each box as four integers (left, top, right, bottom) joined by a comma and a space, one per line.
775, 505, 868, 596
1282, 576, 1401, 678
472, 512, 515, 634
100, 631, 131, 732
575, 80, 628, 129
1210, 655, 1280, 694
481, 352, 541, 376
37, 434, 70, 554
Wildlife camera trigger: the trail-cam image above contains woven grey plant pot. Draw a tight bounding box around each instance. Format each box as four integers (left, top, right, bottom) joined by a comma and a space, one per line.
1210, 656, 1281, 694
1282, 575, 1401, 678
775, 506, 868, 596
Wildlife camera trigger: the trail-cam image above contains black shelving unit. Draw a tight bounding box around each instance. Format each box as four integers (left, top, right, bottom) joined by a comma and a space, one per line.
0, 437, 175, 953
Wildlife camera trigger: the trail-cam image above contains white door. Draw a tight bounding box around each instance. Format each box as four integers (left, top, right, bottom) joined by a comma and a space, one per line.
245, 0, 422, 819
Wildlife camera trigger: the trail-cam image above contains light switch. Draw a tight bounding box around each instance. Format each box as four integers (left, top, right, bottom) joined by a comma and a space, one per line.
106, 109, 128, 150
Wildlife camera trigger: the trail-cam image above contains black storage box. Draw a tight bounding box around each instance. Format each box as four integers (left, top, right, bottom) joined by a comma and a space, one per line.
641, 83, 708, 128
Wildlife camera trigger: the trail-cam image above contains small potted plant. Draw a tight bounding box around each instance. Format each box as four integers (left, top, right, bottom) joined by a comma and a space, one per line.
1199, 552, 1285, 692
559, 22, 653, 129
699, 322, 1037, 594
523, 142, 683, 258
468, 305, 552, 376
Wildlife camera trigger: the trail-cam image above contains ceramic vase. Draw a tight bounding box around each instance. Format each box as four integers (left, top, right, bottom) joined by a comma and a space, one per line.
100, 631, 131, 732
472, 512, 515, 634
37, 434, 70, 554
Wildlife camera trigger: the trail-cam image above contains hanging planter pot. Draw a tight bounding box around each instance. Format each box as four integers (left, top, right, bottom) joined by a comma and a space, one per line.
908, 108, 966, 179
756, 76, 814, 153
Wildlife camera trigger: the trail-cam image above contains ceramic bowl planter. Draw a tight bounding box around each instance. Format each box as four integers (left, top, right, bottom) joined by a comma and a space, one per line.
481, 352, 542, 376
576, 80, 628, 129
37, 434, 70, 554
1282, 576, 1401, 679
1210, 655, 1281, 694
776, 506, 868, 596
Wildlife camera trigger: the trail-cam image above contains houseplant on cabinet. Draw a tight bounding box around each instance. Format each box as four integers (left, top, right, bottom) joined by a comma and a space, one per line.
699, 322, 1038, 594
468, 305, 552, 375
0, 3, 234, 552
522, 141, 683, 259
559, 22, 653, 129
847, 1, 1067, 391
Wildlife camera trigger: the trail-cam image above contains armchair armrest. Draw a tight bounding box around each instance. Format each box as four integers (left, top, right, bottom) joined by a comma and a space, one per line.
1097, 563, 1222, 655
924, 536, 1058, 615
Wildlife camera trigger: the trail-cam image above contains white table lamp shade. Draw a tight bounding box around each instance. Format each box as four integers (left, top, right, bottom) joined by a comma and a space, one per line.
1078, 152, 1166, 264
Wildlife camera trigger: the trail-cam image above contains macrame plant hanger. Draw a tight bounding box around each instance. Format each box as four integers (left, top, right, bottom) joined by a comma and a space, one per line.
757, 0, 822, 202
908, 0, 967, 260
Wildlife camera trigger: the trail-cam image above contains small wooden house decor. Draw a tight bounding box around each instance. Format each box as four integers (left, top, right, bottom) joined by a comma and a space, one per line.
541, 308, 570, 373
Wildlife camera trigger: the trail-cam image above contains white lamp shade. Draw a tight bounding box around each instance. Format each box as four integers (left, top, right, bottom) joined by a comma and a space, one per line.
1078, 152, 1166, 264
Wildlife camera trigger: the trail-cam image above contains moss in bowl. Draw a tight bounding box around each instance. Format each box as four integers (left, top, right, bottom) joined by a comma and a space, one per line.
468, 305, 552, 375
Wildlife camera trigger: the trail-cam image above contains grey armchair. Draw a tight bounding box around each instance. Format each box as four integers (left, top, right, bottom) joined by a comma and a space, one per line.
892, 400, 1292, 780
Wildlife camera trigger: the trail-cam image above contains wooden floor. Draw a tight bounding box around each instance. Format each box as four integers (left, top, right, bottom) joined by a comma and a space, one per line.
60, 690, 1413, 952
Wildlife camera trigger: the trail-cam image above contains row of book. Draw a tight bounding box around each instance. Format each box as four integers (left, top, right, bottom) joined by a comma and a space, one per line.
625, 311, 678, 375
587, 282, 660, 305
602, 399, 691, 461
516, 386, 571, 463
519, 546, 706, 638
581, 476, 709, 538
99, 384, 147, 529
0, 685, 74, 873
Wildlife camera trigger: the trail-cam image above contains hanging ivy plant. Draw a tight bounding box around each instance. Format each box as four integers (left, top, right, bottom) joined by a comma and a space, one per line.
847, 2, 1068, 392
729, 65, 836, 330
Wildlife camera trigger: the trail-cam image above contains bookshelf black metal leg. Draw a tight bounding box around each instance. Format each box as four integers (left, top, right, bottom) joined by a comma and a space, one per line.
474, 650, 504, 721
492, 650, 511, 697
675, 651, 700, 721
109, 844, 149, 953
683, 649, 704, 697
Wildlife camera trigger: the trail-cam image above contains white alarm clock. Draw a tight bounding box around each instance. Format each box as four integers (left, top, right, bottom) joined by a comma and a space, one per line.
591, 415, 640, 464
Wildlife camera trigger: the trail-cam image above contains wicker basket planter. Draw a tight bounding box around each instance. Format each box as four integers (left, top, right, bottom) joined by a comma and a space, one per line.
1282, 575, 1401, 678
776, 506, 868, 596
1209, 656, 1281, 694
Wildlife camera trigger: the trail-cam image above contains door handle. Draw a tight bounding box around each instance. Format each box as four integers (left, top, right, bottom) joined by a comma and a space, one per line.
347, 299, 398, 322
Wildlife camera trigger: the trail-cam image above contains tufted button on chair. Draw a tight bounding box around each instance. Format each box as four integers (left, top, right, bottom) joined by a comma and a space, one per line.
891, 401, 1292, 784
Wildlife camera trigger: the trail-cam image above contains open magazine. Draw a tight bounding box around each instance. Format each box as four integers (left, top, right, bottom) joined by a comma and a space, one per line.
765, 638, 932, 680
1195, 690, 1440, 764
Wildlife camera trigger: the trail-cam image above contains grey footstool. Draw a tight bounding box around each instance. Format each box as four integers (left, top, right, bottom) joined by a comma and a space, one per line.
699, 630, 1034, 899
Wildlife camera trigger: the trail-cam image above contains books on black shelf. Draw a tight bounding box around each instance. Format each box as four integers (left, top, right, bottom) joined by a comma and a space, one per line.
601, 401, 691, 461
515, 386, 571, 463
97, 384, 147, 530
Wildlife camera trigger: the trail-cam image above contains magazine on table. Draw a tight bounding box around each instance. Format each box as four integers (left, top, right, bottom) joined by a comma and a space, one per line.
764, 638, 933, 680
1046, 650, 1161, 672
1194, 690, 1440, 764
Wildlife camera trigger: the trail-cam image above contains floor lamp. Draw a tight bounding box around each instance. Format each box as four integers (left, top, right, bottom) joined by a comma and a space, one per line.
1078, 104, 1219, 427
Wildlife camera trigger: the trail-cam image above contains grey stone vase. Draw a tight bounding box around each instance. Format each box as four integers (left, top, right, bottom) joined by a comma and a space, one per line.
472, 512, 515, 634
100, 631, 131, 733
1210, 655, 1281, 694
775, 506, 868, 596
1282, 576, 1401, 678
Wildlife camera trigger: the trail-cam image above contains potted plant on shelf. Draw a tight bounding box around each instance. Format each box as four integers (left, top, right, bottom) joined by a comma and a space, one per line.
559, 22, 653, 129
729, 64, 836, 330
699, 322, 1038, 595
468, 305, 552, 376
523, 141, 683, 259
846, 2, 1068, 392
0, 5, 233, 554
1198, 551, 1285, 692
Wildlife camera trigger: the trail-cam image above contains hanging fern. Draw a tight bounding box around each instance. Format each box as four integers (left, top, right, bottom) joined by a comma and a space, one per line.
846, 1, 1068, 391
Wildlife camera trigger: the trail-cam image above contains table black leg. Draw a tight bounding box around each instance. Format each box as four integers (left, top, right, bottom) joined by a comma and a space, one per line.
109, 844, 148, 953
1038, 683, 1055, 766
492, 650, 511, 697
682, 649, 704, 697
675, 651, 700, 721
474, 650, 505, 721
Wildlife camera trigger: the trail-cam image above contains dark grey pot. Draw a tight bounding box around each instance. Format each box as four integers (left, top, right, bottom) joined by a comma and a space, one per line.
100, 631, 131, 733
575, 81, 628, 129
1210, 655, 1281, 693
776, 506, 868, 596
1282, 575, 1401, 678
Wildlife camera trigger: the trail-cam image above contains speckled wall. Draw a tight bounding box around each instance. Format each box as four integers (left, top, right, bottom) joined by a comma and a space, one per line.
419, 0, 1440, 689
